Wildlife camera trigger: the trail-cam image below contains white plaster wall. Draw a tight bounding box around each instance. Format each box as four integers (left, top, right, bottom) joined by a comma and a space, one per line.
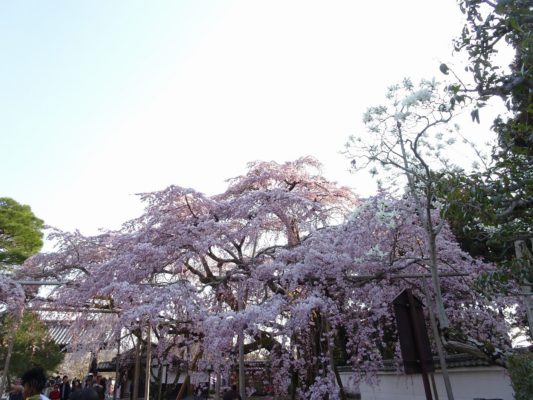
338, 371, 361, 396
359, 367, 514, 400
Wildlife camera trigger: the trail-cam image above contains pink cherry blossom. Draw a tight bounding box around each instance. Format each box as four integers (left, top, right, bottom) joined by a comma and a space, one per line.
19, 158, 520, 398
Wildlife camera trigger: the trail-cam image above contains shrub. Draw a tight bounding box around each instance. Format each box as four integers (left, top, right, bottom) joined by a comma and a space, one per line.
507, 353, 533, 400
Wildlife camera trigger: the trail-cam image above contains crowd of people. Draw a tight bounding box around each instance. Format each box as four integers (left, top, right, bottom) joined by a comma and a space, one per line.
7, 368, 111, 400
7, 367, 246, 400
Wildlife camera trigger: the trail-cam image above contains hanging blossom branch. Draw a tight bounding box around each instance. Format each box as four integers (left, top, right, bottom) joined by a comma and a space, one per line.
0, 274, 25, 315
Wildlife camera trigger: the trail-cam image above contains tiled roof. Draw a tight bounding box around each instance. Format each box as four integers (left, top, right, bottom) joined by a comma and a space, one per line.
44, 321, 73, 347
338, 354, 500, 373
96, 361, 116, 372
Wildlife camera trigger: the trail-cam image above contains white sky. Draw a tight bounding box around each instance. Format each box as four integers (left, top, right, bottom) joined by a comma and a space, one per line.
0, 1, 504, 239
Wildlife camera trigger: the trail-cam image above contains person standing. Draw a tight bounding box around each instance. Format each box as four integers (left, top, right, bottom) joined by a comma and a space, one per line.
8, 379, 23, 400
84, 376, 94, 389
59, 376, 70, 400
21, 366, 49, 400
71, 379, 82, 393
222, 385, 241, 400
98, 378, 106, 395
49, 385, 60, 400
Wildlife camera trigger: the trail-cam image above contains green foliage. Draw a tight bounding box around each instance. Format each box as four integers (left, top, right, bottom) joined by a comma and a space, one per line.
0, 312, 64, 377
0, 197, 44, 268
507, 353, 533, 400
454, 0, 532, 118
436, 172, 517, 259
437, 0, 533, 267
434, 167, 533, 310
454, 0, 532, 183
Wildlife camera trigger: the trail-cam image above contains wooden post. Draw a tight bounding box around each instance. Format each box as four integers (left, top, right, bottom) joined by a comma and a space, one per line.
214, 372, 221, 400
114, 335, 121, 400
176, 351, 203, 400
145, 323, 152, 400
156, 363, 163, 400
429, 373, 439, 400
405, 290, 433, 400
132, 332, 142, 400
237, 280, 246, 400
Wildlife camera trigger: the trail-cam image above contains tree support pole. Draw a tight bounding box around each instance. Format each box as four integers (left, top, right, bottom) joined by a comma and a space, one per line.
156, 363, 163, 400
176, 351, 202, 400
114, 335, 121, 400
175, 376, 189, 400
144, 322, 152, 400
214, 372, 221, 400
238, 280, 246, 400
406, 290, 433, 400
429, 373, 439, 400
132, 332, 142, 400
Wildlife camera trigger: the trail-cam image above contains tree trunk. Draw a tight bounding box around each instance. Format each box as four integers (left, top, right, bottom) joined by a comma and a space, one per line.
422, 278, 454, 400
324, 319, 346, 400
289, 369, 298, 400
427, 229, 449, 330
397, 123, 449, 330
515, 240, 533, 340
1, 308, 23, 395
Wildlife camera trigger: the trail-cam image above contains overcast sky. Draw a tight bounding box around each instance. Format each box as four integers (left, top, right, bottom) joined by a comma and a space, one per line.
1, 1, 495, 237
